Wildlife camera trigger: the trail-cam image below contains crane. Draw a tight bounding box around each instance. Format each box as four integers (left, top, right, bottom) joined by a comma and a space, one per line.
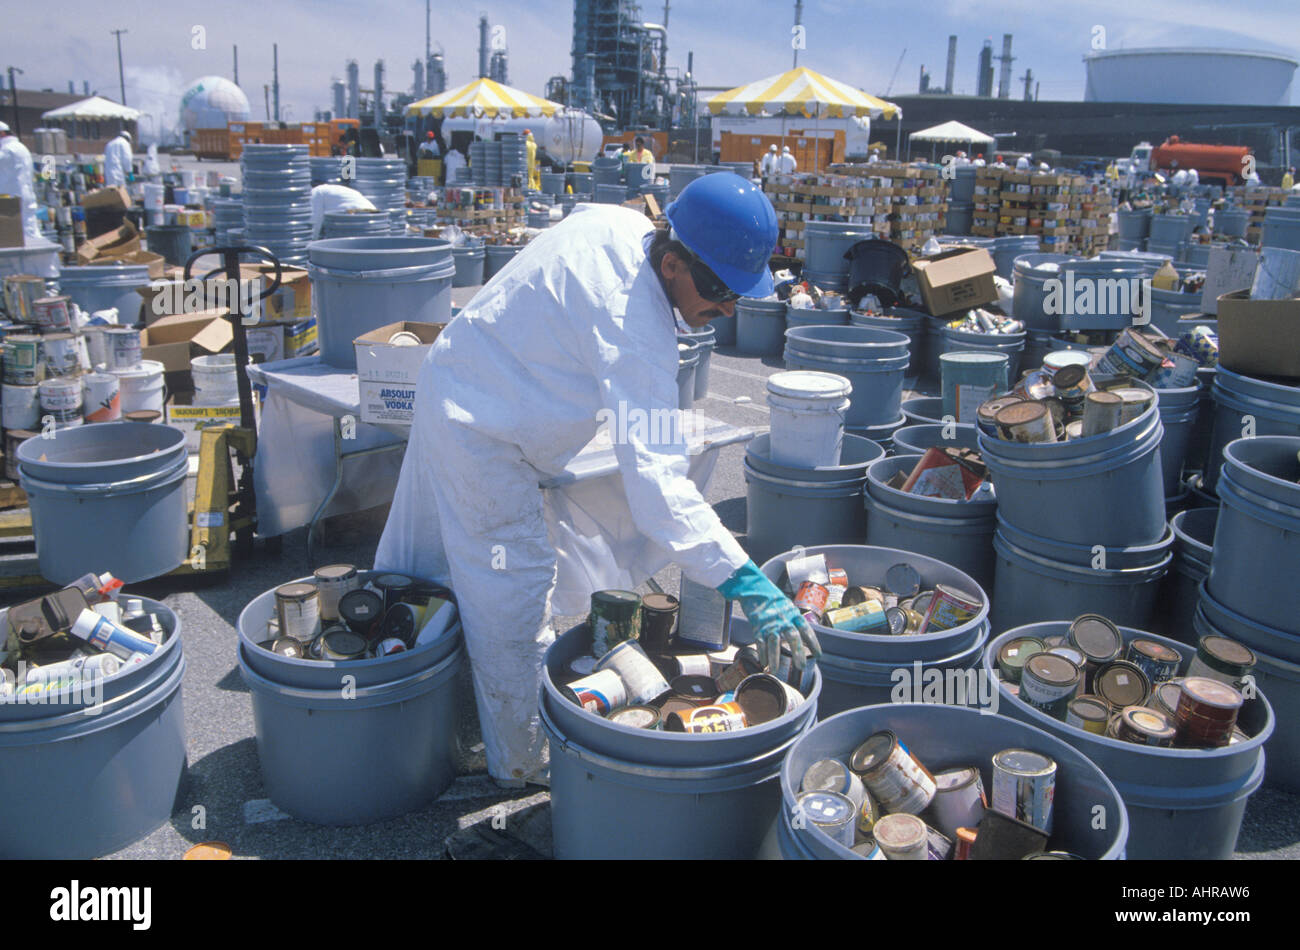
885, 48, 907, 96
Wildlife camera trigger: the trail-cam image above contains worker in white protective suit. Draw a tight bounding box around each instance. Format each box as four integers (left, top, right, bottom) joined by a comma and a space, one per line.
777, 145, 797, 174
760, 144, 778, 177
1015, 154, 1031, 171
442, 147, 466, 185
309, 183, 377, 238
375, 173, 820, 787
103, 130, 133, 186
0, 122, 42, 243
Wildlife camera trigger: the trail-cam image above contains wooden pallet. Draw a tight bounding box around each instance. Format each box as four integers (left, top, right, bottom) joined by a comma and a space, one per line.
0, 480, 27, 511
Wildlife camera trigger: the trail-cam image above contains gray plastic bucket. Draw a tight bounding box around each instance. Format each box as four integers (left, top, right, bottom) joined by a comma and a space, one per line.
813, 637, 987, 719
709, 314, 736, 347
1117, 208, 1152, 242
1205, 368, 1300, 494
990, 516, 1173, 633
1215, 208, 1250, 238
984, 623, 1270, 859
1182, 242, 1213, 269
889, 422, 981, 457
1246, 648, 1300, 793
937, 326, 1026, 381
978, 392, 1166, 547
1157, 507, 1217, 643
321, 210, 391, 239
541, 618, 820, 859
864, 453, 998, 591
1156, 381, 1201, 496
1012, 253, 1077, 331
847, 416, 906, 452
17, 422, 189, 584
0, 597, 187, 858
784, 325, 910, 429
800, 267, 848, 294
803, 222, 876, 283
760, 544, 990, 663
901, 396, 945, 426
239, 640, 464, 825
596, 183, 626, 204
850, 307, 925, 376
451, 243, 485, 287
308, 237, 455, 370
743, 433, 884, 565
145, 225, 194, 266
1097, 248, 1174, 278
484, 243, 522, 280
1150, 213, 1195, 244
992, 235, 1041, 280
1197, 581, 1300, 666
676, 344, 699, 410
1206, 436, 1300, 634
1145, 239, 1182, 261
540, 171, 567, 196
1148, 286, 1202, 336
679, 325, 715, 399
735, 297, 787, 356
945, 202, 974, 235
777, 703, 1128, 859
1262, 206, 1300, 250
56, 264, 150, 324
1023, 330, 1054, 370
786, 305, 848, 331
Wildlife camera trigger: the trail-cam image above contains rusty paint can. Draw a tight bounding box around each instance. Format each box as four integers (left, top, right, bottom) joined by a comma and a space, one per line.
849, 730, 936, 815
917, 583, 982, 634
663, 701, 748, 733
1081, 390, 1124, 437
872, 813, 928, 860
1126, 639, 1182, 685
4, 275, 45, 322
714, 650, 765, 693
995, 400, 1057, 443
977, 395, 1025, 436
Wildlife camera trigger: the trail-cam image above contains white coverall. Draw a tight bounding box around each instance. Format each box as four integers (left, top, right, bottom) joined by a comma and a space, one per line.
759, 150, 777, 176
777, 150, 797, 174
309, 184, 377, 238
442, 149, 466, 183
103, 135, 133, 186
375, 204, 749, 781
0, 134, 42, 242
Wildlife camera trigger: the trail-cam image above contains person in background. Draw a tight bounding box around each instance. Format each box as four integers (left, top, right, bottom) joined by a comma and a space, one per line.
992, 154, 1007, 169
103, 129, 133, 186
973, 153, 986, 168
1283, 167, 1296, 190
777, 145, 797, 174
418, 132, 440, 159
442, 145, 466, 185
868, 149, 880, 164
624, 136, 655, 166
1015, 154, 1031, 171
524, 129, 541, 190
0, 121, 42, 243
143, 142, 162, 181
760, 144, 778, 177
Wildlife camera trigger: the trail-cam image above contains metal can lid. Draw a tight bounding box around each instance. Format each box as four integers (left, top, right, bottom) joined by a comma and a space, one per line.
996, 400, 1047, 426
1095, 660, 1150, 708
734, 673, 788, 725
656, 695, 699, 717
1068, 613, 1123, 661
591, 589, 641, 608
1025, 652, 1080, 687
1181, 676, 1244, 711
885, 562, 921, 598
275, 582, 317, 601
1131, 639, 1180, 664
933, 766, 980, 792
849, 730, 898, 775
608, 705, 661, 729
932, 583, 981, 608
373, 573, 412, 590
640, 592, 679, 614
270, 637, 304, 658
911, 590, 934, 615
873, 813, 927, 849
322, 629, 368, 658
1053, 364, 1088, 390
998, 637, 1044, 667
885, 606, 908, 636
338, 588, 384, 621
1121, 705, 1176, 738
992, 748, 1056, 777
314, 563, 358, 582
801, 758, 852, 794
797, 790, 855, 825
1067, 696, 1110, 723
1198, 635, 1256, 673
979, 395, 1024, 420
1048, 646, 1087, 668
669, 674, 719, 701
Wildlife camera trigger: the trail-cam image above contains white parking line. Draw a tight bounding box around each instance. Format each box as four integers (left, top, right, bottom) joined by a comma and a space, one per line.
243, 799, 292, 824
457, 792, 550, 830
709, 363, 777, 383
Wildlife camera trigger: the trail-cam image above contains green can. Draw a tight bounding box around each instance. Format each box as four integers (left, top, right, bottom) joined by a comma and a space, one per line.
589, 589, 642, 657
997, 637, 1045, 685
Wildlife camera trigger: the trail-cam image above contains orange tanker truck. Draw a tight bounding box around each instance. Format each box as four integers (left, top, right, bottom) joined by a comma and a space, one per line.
1129, 137, 1254, 188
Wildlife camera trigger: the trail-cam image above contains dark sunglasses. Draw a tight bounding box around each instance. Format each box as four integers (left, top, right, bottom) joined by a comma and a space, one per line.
683, 252, 740, 304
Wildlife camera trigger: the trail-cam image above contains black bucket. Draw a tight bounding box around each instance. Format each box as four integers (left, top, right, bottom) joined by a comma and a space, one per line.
844, 239, 910, 308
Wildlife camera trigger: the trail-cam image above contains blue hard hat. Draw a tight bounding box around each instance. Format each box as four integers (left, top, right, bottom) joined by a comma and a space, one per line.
665, 172, 777, 299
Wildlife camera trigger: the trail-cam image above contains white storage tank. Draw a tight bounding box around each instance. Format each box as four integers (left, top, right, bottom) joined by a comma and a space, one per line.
1083, 48, 1297, 106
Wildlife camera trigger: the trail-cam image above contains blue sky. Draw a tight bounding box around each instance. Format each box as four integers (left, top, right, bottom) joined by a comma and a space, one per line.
3, 0, 1297, 138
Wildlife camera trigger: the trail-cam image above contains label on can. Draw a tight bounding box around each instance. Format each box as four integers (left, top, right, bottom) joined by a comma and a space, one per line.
665, 701, 747, 733
825, 600, 888, 633
566, 669, 627, 715
793, 580, 829, 616
918, 584, 982, 634
105, 327, 142, 371
851, 731, 936, 814
991, 748, 1056, 833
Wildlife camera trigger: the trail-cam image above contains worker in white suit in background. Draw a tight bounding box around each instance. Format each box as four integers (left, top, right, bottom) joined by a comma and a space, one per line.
759, 144, 778, 178
0, 122, 42, 243
103, 130, 133, 186
777, 145, 797, 174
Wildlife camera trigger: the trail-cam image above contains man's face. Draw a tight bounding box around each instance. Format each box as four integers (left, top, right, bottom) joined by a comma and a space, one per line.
659, 250, 736, 327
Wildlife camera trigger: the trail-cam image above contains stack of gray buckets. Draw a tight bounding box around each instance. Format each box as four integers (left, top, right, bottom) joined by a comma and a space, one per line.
1203, 366, 1300, 497
310, 155, 345, 186
211, 197, 244, 246
540, 617, 821, 859
980, 381, 1173, 633
56, 263, 152, 322
1116, 207, 1151, 252
349, 157, 408, 235
851, 307, 926, 379
451, 239, 486, 287
1262, 205, 1300, 250
1195, 436, 1300, 794
668, 164, 709, 200
241, 143, 313, 266
801, 222, 874, 293
1215, 205, 1250, 238
783, 325, 910, 447
320, 210, 392, 239
237, 572, 466, 825
470, 140, 503, 186
569, 171, 594, 198
500, 137, 528, 185
761, 545, 990, 719
677, 324, 715, 408
945, 165, 976, 235
983, 622, 1272, 859
1147, 212, 1195, 259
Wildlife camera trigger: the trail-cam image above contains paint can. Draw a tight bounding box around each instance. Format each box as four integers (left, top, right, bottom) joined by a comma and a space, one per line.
1094, 659, 1151, 711
378, 602, 424, 647
80, 372, 121, 423
926, 766, 988, 839
1173, 677, 1243, 748
663, 701, 748, 733
564, 669, 628, 715
796, 790, 858, 848
793, 580, 830, 622
594, 639, 671, 705
824, 599, 888, 633
991, 748, 1056, 834
667, 653, 712, 679
40, 332, 81, 378
1051, 364, 1092, 418
1081, 390, 1124, 437
850, 730, 936, 815
841, 585, 885, 608
1112, 705, 1178, 747
1186, 636, 1256, 693
1067, 614, 1123, 687
4, 275, 45, 322
320, 629, 369, 660
338, 588, 384, 639
1046, 646, 1088, 697
1019, 653, 1082, 719
589, 589, 642, 656
371, 573, 413, 613
1148, 351, 1199, 389
1, 383, 40, 431
996, 637, 1045, 685
714, 650, 765, 693
638, 592, 679, 653
275, 582, 322, 644
1112, 387, 1155, 424
311, 564, 361, 622
82, 325, 109, 369
4, 429, 35, 481
977, 395, 1023, 437
37, 376, 83, 426
608, 705, 661, 729
995, 400, 1056, 443
103, 326, 142, 372
885, 562, 921, 598
1065, 695, 1110, 735
668, 674, 719, 706
733, 672, 804, 725
872, 813, 928, 860
917, 583, 982, 634
31, 296, 73, 331
1096, 328, 1165, 379
1149, 679, 1184, 720
3, 334, 44, 384
800, 758, 867, 811
1125, 639, 1182, 685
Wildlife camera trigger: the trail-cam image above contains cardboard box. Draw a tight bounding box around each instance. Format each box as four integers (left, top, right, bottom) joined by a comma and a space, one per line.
141, 309, 234, 380
76, 222, 141, 263
911, 247, 999, 317
81, 186, 131, 212
246, 318, 318, 364
1201, 247, 1260, 316
165, 391, 261, 454
259, 266, 312, 322
354, 321, 444, 426
0, 196, 22, 248
1216, 290, 1300, 379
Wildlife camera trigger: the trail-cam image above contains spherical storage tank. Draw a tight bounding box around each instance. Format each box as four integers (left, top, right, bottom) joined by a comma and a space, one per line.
180, 76, 252, 132
1084, 48, 1297, 106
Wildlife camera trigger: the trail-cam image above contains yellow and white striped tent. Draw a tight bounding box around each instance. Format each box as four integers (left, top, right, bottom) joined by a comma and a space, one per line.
707, 67, 900, 120
405, 78, 562, 119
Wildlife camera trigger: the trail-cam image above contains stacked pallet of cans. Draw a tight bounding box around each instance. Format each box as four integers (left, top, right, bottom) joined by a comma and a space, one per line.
971, 168, 1111, 255
1225, 184, 1290, 245
434, 186, 526, 233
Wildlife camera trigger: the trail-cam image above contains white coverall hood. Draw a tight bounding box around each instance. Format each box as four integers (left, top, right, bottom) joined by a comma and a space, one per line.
374, 203, 749, 780
0, 135, 42, 242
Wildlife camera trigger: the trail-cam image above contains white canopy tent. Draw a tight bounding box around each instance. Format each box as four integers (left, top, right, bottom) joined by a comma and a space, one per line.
42, 96, 141, 121
907, 120, 995, 162
41, 96, 140, 149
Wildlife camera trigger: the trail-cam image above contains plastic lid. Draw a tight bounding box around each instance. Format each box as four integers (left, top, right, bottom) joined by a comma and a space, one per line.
766, 370, 852, 400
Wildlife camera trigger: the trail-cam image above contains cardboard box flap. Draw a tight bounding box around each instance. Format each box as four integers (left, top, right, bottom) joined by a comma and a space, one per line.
140, 309, 234, 372
1216, 290, 1300, 380
911, 247, 998, 317
81, 186, 132, 211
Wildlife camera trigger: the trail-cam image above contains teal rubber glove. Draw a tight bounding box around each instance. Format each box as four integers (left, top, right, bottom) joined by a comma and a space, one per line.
717, 560, 822, 674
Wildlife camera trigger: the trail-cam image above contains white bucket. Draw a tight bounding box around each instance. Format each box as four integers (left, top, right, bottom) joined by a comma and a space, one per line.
82, 372, 121, 423
1, 383, 40, 431
112, 360, 165, 415
38, 376, 84, 425
143, 183, 165, 214
104, 327, 142, 371
1251, 247, 1300, 301
191, 354, 240, 405
766, 370, 853, 469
